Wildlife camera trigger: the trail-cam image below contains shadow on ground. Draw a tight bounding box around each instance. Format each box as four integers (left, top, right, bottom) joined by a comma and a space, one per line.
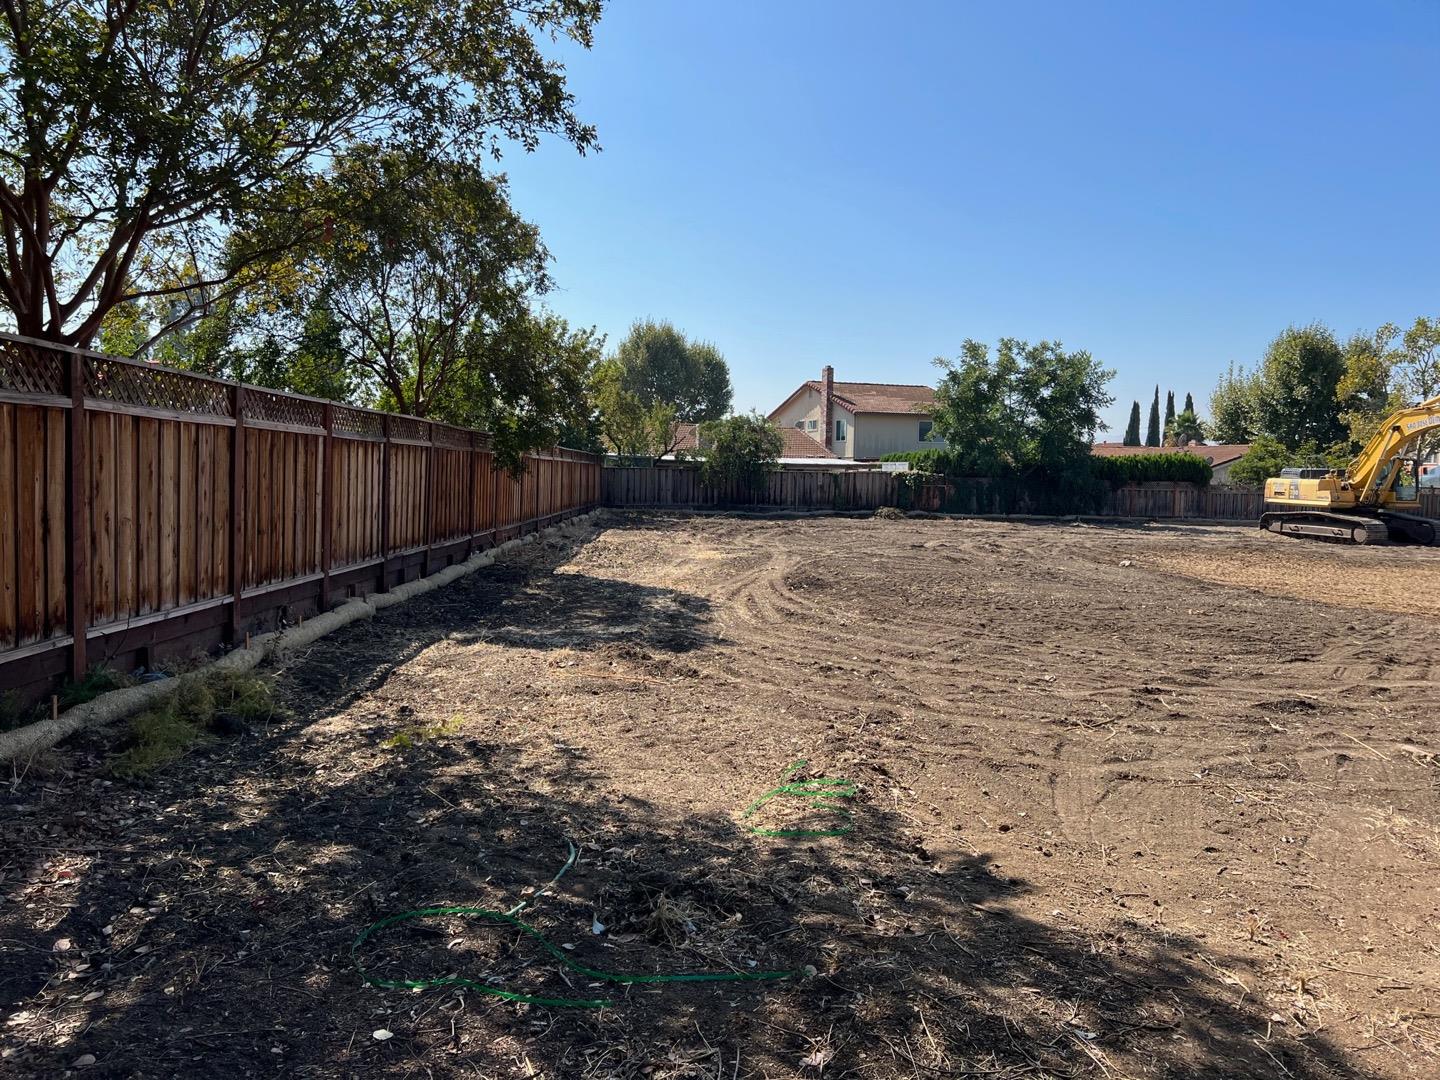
0, 529, 1380, 1079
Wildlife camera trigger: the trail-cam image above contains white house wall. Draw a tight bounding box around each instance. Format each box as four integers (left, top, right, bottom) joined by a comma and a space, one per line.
852, 413, 945, 459
772, 389, 825, 436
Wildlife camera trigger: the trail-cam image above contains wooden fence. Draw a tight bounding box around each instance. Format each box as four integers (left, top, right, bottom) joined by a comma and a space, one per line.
604, 465, 1279, 520
0, 332, 600, 699
606, 466, 1440, 522
603, 465, 899, 511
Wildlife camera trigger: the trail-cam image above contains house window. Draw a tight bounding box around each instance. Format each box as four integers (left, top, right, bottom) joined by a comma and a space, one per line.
918, 420, 933, 441
806, 419, 817, 432
834, 418, 847, 442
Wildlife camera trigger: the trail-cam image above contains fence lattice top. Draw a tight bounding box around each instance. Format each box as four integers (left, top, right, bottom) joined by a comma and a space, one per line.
0, 330, 598, 461
85, 356, 233, 417
243, 387, 324, 430
0, 337, 67, 396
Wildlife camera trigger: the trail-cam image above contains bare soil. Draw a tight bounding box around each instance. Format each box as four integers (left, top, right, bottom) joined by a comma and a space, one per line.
3, 512, 1438, 1079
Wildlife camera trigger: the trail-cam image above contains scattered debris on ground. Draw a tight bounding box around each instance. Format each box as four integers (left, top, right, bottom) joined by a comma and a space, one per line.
2, 513, 1437, 1078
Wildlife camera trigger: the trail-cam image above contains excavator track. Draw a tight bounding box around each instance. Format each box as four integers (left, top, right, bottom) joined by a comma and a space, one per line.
1260, 511, 1390, 545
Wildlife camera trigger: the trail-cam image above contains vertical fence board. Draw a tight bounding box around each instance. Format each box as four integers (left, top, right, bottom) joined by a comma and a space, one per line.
0, 406, 14, 649
214, 429, 229, 596
196, 426, 213, 601
137, 420, 159, 614
113, 414, 136, 619
179, 422, 197, 605
44, 409, 68, 633
86, 411, 114, 627
159, 422, 179, 609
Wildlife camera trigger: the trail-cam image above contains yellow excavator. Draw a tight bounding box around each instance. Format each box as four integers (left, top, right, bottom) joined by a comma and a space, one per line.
1260, 393, 1440, 545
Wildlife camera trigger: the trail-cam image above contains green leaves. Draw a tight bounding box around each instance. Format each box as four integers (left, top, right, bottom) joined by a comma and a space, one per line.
1122, 401, 1142, 446
1251, 323, 1347, 451
697, 413, 783, 493
0, 0, 603, 343
928, 338, 1114, 481
1092, 453, 1212, 487
591, 358, 676, 460
609, 320, 733, 424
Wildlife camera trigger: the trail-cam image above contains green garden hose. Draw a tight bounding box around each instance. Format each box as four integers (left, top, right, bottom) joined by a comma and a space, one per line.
352, 837, 805, 1008
739, 760, 856, 838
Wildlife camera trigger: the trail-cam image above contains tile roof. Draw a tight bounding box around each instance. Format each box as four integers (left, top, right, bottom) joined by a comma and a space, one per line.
806, 381, 936, 415
668, 422, 837, 459
670, 422, 701, 452
1092, 442, 1252, 467
777, 426, 838, 458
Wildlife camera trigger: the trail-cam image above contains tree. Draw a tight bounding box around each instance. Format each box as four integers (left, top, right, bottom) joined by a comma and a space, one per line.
1337, 324, 1402, 451
697, 413, 783, 496
1228, 436, 1345, 487
1394, 316, 1440, 402
1209, 362, 1259, 443
1122, 400, 1142, 445
1164, 409, 1206, 447
609, 321, 732, 423
929, 338, 1113, 479
1183, 391, 1194, 414
0, 0, 602, 346
424, 312, 604, 469
1252, 323, 1346, 450
315, 150, 551, 421
1145, 387, 1161, 446
1163, 390, 1176, 437
591, 358, 677, 461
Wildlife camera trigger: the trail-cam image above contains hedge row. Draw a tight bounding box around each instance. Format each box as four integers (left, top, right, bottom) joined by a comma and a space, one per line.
1089, 453, 1213, 486
880, 449, 1213, 487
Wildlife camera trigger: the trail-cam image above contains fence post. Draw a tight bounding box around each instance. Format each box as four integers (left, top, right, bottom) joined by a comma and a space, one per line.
65, 352, 89, 680
320, 402, 333, 611
423, 422, 435, 576
379, 414, 391, 593
464, 434, 476, 560
227, 385, 247, 641
492, 449, 502, 543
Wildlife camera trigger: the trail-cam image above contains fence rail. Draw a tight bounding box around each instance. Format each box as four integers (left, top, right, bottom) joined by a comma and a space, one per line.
0, 332, 600, 699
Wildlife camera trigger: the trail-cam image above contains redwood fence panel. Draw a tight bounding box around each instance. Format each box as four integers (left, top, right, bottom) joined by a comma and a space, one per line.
0, 331, 600, 699
603, 465, 899, 511
604, 466, 1284, 523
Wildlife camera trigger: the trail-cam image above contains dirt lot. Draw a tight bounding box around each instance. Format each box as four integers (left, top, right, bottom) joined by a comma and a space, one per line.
3, 512, 1439, 1079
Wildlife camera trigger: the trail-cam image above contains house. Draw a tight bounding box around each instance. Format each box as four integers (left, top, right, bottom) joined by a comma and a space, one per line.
668, 421, 837, 464
768, 366, 941, 460
1092, 441, 1253, 485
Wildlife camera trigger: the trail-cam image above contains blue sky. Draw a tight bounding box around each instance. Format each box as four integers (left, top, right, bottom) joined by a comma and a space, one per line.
500, 0, 1440, 436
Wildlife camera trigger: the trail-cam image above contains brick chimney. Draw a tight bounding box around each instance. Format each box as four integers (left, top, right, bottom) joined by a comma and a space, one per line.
821, 365, 834, 448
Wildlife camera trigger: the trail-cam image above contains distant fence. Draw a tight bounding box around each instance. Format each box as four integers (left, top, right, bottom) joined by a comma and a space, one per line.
0, 332, 600, 698
606, 465, 1440, 523
604, 465, 899, 511
604, 465, 1276, 519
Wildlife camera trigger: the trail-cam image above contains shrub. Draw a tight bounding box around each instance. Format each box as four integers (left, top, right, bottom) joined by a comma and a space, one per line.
884, 449, 1213, 488
1227, 437, 1347, 487
1090, 453, 1213, 487
697, 412, 783, 494
109, 671, 279, 778
58, 666, 133, 711
880, 449, 965, 474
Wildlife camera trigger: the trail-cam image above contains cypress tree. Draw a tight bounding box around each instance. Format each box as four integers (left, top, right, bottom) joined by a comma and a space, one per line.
1145, 386, 1161, 446
1123, 401, 1142, 445
1183, 391, 1194, 414
1164, 390, 1176, 434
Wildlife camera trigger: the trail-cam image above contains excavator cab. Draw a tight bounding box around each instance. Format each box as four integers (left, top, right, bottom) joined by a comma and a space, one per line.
1369, 456, 1420, 504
